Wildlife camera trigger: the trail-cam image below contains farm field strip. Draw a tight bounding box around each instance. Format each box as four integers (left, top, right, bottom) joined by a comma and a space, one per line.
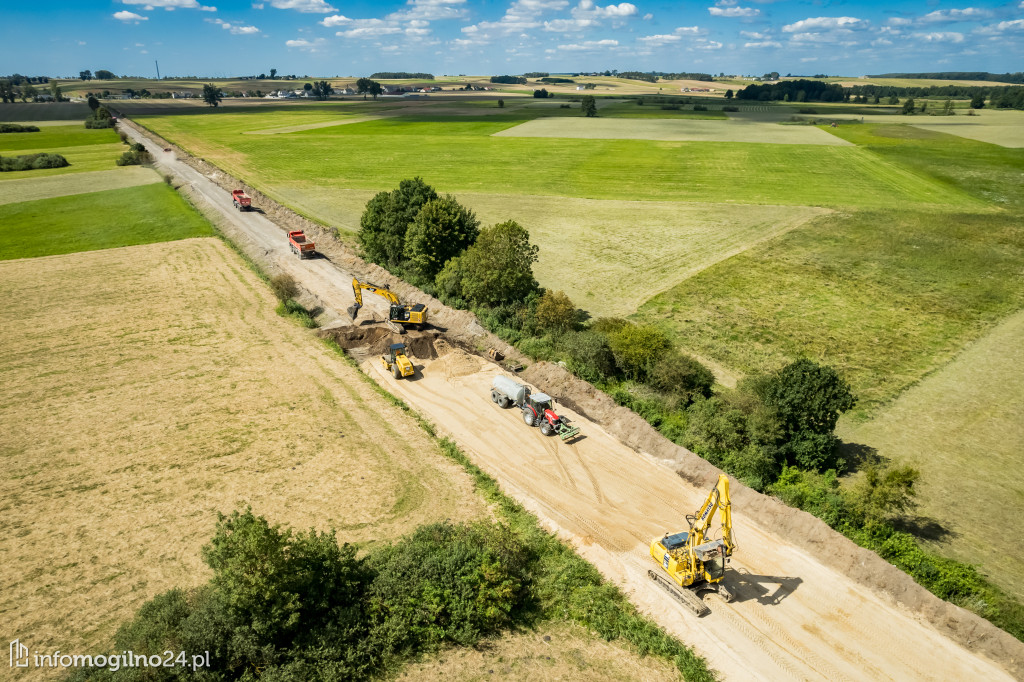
836, 308, 1024, 600
492, 116, 855, 145
0, 123, 120, 152
0, 166, 161, 205
0, 183, 213, 259
0, 238, 485, 660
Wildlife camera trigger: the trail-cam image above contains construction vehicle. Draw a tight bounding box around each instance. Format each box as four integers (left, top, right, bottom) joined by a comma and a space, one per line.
348, 278, 428, 330
648, 473, 735, 617
288, 230, 316, 259
381, 343, 415, 379
231, 190, 252, 211
490, 376, 581, 441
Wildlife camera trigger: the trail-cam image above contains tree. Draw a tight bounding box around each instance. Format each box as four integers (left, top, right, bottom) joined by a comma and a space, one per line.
303, 82, 313, 92
356, 77, 382, 99
79, 70, 92, 81
901, 97, 915, 115
724, 89, 733, 99
369, 80, 383, 99
270, 68, 278, 79
436, 220, 539, 306
94, 69, 115, 80
970, 92, 986, 109
533, 88, 548, 98
560, 330, 618, 382
0, 80, 13, 104
19, 83, 37, 102
497, 98, 504, 108
202, 83, 222, 107
754, 359, 856, 472
888, 94, 899, 105
404, 195, 480, 282
311, 80, 331, 100
607, 323, 671, 381
50, 81, 63, 102
580, 95, 597, 117
358, 177, 438, 267
649, 352, 715, 403
87, 95, 100, 112
942, 98, 954, 115
535, 290, 578, 333
844, 463, 919, 528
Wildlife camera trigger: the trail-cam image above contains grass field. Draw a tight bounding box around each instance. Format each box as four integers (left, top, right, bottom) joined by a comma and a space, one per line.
134, 103, 979, 210
635, 209, 1024, 416
0, 124, 120, 152
0, 102, 90, 121
0, 122, 124, 179
0, 183, 214, 259
0, 166, 161, 205
836, 309, 1024, 600
0, 238, 487, 657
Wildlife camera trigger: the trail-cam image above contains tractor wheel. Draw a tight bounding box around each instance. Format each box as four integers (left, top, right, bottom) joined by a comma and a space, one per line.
522, 408, 535, 427
393, 364, 401, 380
491, 391, 499, 404
540, 421, 553, 436
498, 396, 510, 409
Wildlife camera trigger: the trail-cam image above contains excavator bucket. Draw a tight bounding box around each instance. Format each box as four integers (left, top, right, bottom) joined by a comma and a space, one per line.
347, 303, 361, 321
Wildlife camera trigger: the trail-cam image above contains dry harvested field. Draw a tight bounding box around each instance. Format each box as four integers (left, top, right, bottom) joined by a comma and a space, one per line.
836, 308, 1024, 600
0, 238, 485, 661
403, 621, 682, 681
492, 117, 854, 144
0, 166, 160, 205
816, 109, 1024, 148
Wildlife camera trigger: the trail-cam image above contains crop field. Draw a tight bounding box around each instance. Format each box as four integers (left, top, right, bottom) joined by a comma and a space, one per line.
836, 309, 1024, 600
0, 183, 213, 259
0, 166, 160, 205
133, 103, 978, 210
0, 238, 487, 656
0, 102, 90, 121
0, 122, 124, 179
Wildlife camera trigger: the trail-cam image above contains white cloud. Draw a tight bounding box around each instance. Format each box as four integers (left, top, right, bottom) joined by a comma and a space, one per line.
252, 2, 264, 7
572, 0, 637, 19
389, 0, 467, 22
744, 40, 780, 47
200, 5, 216, 10
871, 37, 892, 45
209, 17, 261, 33
708, 6, 759, 17
405, 26, 432, 35
914, 31, 964, 42
336, 23, 403, 37
740, 30, 766, 38
800, 56, 817, 62
886, 17, 912, 26
920, 7, 990, 23
113, 10, 148, 21
638, 33, 681, 44
674, 25, 702, 34
642, 12, 652, 19
286, 37, 326, 50
996, 18, 1024, 30
468, 0, 568, 33
122, 0, 199, 7
696, 40, 722, 49
557, 38, 618, 49
320, 14, 351, 26
269, 0, 337, 13
783, 16, 863, 32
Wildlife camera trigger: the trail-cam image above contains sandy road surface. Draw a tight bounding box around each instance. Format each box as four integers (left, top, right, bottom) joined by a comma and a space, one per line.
122, 122, 1016, 681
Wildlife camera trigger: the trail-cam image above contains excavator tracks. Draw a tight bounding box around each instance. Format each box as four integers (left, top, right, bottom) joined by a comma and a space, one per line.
647, 569, 711, 617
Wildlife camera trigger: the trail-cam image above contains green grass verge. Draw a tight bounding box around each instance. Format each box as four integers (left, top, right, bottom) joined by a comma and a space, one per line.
0, 183, 213, 260
635, 209, 1024, 416
135, 107, 979, 209
320, 337, 716, 682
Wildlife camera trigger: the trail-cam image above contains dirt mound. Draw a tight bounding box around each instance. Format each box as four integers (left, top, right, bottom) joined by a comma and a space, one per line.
322, 325, 440, 360
521, 361, 1024, 676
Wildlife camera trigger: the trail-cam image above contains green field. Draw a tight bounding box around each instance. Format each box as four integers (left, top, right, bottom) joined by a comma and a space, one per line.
133, 103, 978, 210
0, 184, 213, 259
0, 167, 161, 205
836, 309, 1024, 599
0, 123, 124, 178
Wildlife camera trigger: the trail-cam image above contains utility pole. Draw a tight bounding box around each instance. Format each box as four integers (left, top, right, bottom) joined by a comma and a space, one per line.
155, 60, 161, 80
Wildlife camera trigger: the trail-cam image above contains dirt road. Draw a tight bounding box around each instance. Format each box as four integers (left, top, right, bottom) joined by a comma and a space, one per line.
123, 121, 1018, 681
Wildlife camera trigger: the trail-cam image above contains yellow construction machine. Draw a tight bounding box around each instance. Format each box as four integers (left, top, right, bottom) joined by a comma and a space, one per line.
349, 278, 428, 331
648, 473, 736, 616
381, 342, 415, 379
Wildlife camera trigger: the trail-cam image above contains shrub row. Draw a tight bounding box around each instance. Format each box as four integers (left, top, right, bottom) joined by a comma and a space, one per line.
0, 152, 68, 172
0, 123, 40, 133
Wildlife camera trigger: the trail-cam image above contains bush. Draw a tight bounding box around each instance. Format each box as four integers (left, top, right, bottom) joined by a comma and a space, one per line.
692, 104, 707, 111
0, 152, 70, 172
358, 177, 438, 268
607, 323, 671, 381
404, 195, 479, 283
647, 352, 714, 404
84, 117, 115, 129
115, 148, 151, 166
535, 290, 578, 333
0, 123, 40, 133
436, 220, 539, 307
270, 273, 299, 301
559, 330, 618, 383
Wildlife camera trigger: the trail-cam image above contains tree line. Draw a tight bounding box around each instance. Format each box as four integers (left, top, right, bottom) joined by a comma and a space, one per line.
869, 71, 1024, 84
490, 75, 527, 84
370, 72, 433, 80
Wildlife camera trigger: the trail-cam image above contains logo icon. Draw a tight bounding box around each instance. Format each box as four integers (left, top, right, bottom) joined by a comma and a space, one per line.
9, 639, 29, 668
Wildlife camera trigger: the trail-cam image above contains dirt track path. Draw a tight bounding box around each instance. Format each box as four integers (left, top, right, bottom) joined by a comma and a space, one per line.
123, 122, 1017, 681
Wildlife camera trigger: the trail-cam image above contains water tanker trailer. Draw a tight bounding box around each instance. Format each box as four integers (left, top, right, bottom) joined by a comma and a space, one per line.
490, 376, 581, 442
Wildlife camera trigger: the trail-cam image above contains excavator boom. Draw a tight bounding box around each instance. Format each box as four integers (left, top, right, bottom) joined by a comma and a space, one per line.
349, 278, 401, 321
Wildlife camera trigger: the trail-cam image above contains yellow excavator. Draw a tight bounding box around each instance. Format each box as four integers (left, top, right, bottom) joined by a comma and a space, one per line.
349, 278, 428, 331
648, 473, 736, 616
381, 342, 415, 379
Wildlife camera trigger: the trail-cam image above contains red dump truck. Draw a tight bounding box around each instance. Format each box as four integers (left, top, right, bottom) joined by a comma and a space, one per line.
288, 231, 316, 259
231, 190, 252, 211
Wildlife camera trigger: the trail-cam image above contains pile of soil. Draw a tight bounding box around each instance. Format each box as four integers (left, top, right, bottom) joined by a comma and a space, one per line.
521, 361, 1023, 674
322, 325, 440, 360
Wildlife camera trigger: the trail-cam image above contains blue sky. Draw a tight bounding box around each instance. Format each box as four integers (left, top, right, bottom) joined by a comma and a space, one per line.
5, 0, 1024, 77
